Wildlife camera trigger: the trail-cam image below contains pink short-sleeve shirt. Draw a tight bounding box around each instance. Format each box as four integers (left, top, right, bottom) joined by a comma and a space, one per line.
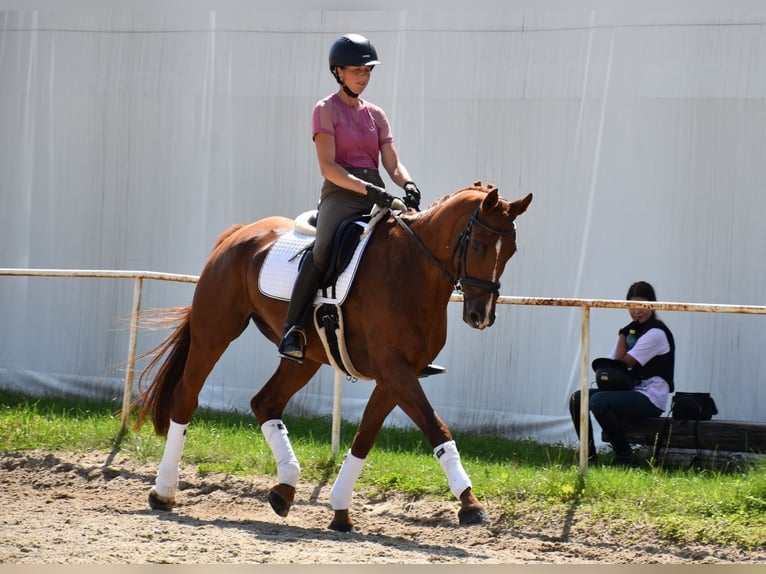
312, 93, 394, 170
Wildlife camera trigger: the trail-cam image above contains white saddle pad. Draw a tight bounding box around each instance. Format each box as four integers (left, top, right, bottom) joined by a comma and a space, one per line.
258, 219, 373, 305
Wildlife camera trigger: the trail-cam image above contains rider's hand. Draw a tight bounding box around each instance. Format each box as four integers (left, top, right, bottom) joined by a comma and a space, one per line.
365, 183, 395, 209
403, 181, 421, 210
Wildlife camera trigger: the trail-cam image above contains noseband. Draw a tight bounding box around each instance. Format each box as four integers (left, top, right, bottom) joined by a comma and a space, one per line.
393, 207, 517, 300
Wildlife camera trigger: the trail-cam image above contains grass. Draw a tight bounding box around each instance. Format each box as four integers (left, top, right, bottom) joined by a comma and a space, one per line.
2, 389, 766, 551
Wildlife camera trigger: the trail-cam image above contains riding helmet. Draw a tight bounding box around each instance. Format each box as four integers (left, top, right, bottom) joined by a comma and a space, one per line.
329, 34, 381, 76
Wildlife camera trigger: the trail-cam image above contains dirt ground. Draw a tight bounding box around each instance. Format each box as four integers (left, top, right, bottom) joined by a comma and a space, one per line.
1, 449, 764, 564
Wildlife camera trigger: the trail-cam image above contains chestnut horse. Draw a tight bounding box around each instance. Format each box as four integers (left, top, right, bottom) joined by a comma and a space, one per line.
134, 181, 532, 532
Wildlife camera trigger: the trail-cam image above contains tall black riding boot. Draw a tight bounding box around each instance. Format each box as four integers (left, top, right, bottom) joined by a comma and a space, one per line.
278, 252, 325, 363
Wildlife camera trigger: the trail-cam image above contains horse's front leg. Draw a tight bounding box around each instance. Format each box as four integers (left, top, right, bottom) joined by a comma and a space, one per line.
250, 358, 321, 518
328, 384, 396, 532
434, 440, 489, 526
383, 371, 490, 527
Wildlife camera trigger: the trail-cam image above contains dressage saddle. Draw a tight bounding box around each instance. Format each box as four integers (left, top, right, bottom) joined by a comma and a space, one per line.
305, 211, 446, 380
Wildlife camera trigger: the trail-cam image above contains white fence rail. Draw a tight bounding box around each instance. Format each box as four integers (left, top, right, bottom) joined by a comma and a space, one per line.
0, 268, 198, 433
3, 268, 766, 473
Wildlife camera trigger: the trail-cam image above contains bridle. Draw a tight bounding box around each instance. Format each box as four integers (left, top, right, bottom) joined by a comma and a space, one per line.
392, 207, 517, 300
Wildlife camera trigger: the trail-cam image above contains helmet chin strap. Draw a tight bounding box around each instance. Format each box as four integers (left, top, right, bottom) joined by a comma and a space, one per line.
333, 69, 359, 98
341, 84, 359, 98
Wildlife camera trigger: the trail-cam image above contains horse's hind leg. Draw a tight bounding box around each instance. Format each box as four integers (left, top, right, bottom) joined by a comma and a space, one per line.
328, 385, 396, 532
150, 311, 249, 510
250, 358, 321, 518
149, 418, 189, 510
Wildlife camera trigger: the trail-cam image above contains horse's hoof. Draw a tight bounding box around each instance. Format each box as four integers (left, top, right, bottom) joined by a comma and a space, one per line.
328, 509, 354, 532
268, 483, 295, 517
148, 488, 175, 511
458, 506, 490, 526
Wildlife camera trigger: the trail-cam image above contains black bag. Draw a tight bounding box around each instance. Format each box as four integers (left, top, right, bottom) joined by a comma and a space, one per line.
592, 357, 637, 391
671, 392, 719, 421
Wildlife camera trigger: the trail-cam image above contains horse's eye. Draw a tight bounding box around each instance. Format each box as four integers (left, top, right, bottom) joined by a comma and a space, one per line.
471, 240, 481, 253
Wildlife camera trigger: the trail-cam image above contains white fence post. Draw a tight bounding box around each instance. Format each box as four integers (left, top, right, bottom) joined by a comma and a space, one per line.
121, 275, 144, 431
578, 305, 590, 476
331, 371, 343, 459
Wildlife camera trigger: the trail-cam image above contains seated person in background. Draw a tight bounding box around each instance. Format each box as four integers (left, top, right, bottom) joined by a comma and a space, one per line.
569, 280, 675, 466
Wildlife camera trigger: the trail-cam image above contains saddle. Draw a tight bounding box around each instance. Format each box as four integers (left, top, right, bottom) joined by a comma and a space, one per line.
300, 210, 377, 379
261, 205, 446, 381
297, 211, 373, 295
260, 207, 383, 379
258, 210, 379, 305
304, 210, 446, 381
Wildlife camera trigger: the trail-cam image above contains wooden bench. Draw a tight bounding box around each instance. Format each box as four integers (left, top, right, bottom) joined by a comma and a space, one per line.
610, 417, 766, 469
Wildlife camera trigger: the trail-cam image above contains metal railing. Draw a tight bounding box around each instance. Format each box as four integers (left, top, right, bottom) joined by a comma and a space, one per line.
3, 268, 766, 473
0, 269, 198, 431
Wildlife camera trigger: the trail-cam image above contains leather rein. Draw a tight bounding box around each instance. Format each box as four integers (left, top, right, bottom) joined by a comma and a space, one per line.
392, 207, 517, 300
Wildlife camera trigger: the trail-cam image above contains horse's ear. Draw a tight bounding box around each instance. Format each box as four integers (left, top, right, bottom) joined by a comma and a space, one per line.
480, 187, 500, 211
509, 193, 533, 217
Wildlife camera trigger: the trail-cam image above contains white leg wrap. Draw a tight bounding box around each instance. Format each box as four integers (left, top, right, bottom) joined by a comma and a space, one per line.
154, 420, 189, 499
329, 451, 366, 510
261, 419, 300, 487
434, 440, 472, 499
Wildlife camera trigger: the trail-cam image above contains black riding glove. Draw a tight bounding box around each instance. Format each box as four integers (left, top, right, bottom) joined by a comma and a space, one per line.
403, 181, 421, 210
365, 183, 395, 209
619, 322, 637, 336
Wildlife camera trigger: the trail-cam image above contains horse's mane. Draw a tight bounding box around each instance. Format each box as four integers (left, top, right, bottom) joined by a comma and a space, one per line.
424, 180, 497, 210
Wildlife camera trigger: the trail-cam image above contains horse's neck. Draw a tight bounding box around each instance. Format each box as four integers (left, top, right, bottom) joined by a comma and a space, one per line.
399, 205, 471, 287
414, 203, 472, 260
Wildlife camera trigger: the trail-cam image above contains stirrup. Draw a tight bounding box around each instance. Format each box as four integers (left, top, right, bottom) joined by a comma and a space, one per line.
278, 326, 307, 363
418, 364, 446, 378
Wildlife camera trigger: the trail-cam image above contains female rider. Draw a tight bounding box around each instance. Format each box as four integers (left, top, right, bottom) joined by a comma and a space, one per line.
278, 33, 421, 362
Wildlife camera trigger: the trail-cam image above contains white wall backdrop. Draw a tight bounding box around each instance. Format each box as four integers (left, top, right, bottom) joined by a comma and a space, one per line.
2, 5, 766, 449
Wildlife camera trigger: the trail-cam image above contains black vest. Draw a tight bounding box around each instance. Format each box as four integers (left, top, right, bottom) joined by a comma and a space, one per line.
621, 317, 675, 392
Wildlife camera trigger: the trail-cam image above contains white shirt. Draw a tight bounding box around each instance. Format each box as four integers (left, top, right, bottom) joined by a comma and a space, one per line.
610, 327, 671, 411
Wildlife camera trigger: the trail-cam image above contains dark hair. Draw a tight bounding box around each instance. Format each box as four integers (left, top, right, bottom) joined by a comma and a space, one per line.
626, 281, 657, 302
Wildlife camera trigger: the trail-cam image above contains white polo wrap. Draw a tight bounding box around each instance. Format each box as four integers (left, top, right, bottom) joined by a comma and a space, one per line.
329, 451, 366, 510
261, 419, 301, 486
433, 440, 472, 499
154, 420, 188, 499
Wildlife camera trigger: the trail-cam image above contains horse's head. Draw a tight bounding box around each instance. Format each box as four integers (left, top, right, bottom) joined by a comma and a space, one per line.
454, 181, 533, 329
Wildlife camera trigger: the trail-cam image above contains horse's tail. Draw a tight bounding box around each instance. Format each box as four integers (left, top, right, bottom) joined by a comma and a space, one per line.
132, 225, 246, 435
133, 306, 192, 436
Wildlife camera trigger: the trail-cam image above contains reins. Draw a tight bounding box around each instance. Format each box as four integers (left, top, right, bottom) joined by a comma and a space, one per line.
392, 206, 516, 299
392, 211, 457, 285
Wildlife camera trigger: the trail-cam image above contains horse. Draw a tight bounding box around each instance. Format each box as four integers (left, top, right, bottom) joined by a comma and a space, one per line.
134, 180, 533, 532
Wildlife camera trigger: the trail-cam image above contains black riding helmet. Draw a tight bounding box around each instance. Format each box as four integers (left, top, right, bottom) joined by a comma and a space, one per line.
329, 34, 381, 97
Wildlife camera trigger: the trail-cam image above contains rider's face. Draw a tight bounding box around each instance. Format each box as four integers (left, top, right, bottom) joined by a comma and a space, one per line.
339, 66, 372, 93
